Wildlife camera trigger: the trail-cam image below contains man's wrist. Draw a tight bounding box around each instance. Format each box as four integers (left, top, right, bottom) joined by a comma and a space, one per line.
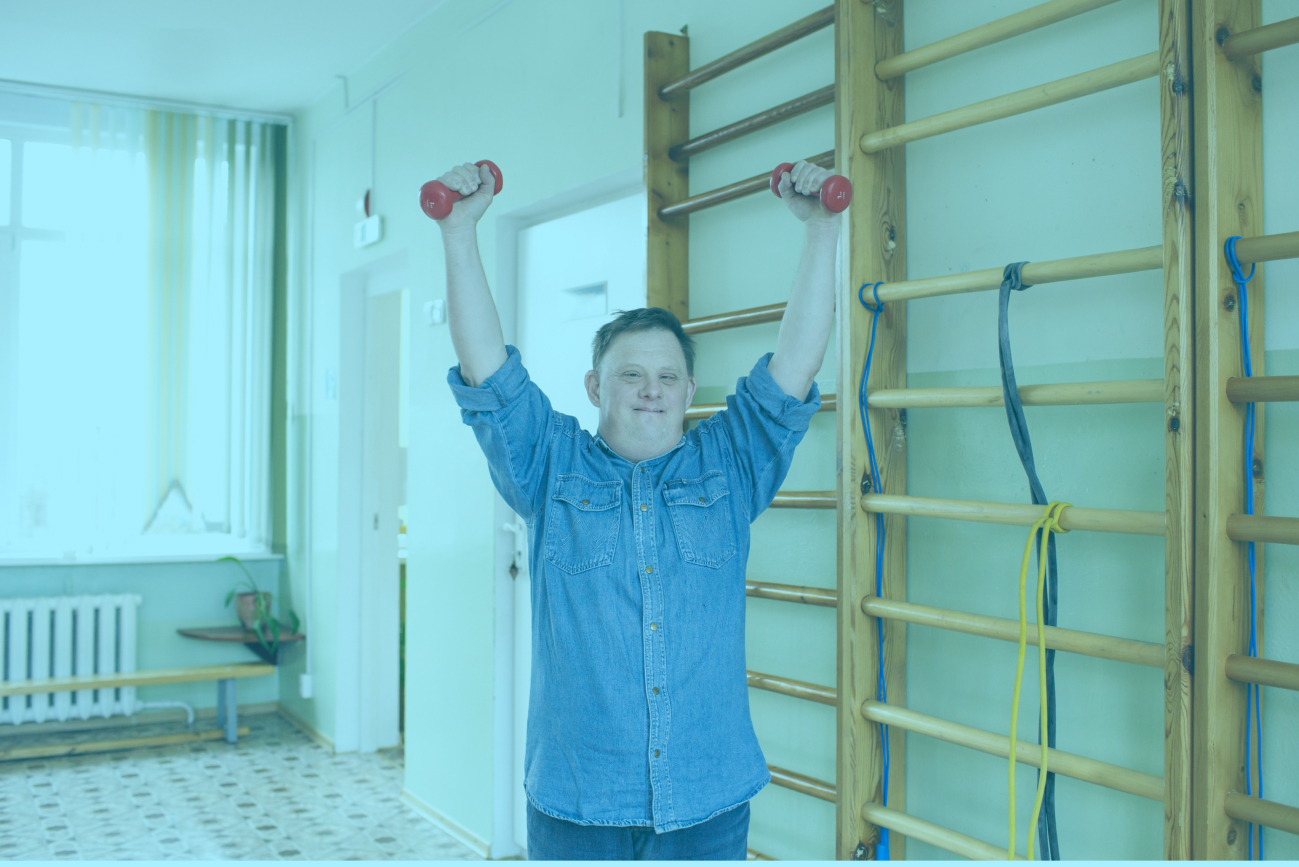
804, 219, 840, 243
440, 225, 480, 250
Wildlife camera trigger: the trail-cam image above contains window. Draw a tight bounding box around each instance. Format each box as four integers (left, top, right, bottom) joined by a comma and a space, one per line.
0, 92, 284, 561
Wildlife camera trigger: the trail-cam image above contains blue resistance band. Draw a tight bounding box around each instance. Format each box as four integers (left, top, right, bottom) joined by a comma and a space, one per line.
998, 263, 1061, 860
858, 281, 890, 860
1226, 236, 1264, 861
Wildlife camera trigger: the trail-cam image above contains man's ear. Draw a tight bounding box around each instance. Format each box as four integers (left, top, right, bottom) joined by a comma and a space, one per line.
585, 369, 601, 407
686, 376, 697, 408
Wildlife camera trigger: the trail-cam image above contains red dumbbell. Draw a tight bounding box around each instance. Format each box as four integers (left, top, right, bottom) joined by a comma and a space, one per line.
770, 162, 852, 213
419, 160, 504, 220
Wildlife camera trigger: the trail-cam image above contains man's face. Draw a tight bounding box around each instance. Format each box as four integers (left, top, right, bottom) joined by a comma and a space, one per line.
584, 328, 696, 464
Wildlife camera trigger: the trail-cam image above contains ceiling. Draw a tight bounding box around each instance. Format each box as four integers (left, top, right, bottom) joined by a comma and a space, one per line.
0, 0, 452, 116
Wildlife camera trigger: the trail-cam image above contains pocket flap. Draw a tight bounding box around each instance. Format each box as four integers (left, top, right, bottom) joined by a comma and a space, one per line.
663, 471, 730, 507
553, 475, 622, 511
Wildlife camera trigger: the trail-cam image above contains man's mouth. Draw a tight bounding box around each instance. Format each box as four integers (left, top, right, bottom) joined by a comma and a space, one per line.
633, 408, 665, 413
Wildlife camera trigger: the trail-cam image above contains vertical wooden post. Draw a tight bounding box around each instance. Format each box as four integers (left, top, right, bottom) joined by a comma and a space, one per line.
836, 0, 907, 859
644, 32, 690, 321
1190, 0, 1264, 858
1157, 0, 1195, 858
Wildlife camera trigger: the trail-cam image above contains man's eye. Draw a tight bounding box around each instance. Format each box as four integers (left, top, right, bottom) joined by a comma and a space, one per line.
661, 376, 677, 384
623, 372, 640, 379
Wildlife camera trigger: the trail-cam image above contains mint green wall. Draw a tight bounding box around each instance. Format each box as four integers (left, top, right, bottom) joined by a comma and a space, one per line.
286, 0, 1299, 858
1260, 2, 1299, 860
0, 557, 284, 710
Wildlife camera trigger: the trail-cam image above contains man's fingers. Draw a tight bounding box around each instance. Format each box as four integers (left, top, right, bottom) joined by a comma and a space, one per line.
451, 164, 481, 195
778, 172, 794, 197
791, 160, 827, 196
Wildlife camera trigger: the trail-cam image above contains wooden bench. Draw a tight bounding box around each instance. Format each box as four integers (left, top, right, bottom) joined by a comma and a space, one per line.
0, 662, 274, 760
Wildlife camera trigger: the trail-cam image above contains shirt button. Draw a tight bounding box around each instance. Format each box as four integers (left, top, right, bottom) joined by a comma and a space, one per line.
641, 504, 648, 511
646, 566, 652, 573
654, 750, 660, 758
581, 499, 589, 505
650, 623, 657, 631
653, 687, 660, 695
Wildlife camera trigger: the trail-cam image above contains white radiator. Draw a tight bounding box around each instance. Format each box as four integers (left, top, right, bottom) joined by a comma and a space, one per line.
1, 594, 143, 725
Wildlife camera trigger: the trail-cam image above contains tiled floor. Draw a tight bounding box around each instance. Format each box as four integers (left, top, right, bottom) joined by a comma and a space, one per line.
0, 713, 481, 861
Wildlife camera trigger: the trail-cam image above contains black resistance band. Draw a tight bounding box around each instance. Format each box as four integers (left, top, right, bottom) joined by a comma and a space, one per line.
998, 262, 1060, 861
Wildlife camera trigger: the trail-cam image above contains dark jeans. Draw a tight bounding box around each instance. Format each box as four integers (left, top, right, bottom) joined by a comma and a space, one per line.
526, 800, 750, 861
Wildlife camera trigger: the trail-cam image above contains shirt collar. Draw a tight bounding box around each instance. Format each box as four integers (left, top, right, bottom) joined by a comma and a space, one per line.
593, 432, 687, 466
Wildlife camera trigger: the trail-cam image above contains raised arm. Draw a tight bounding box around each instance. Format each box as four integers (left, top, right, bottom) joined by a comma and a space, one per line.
766, 160, 841, 401
435, 162, 508, 387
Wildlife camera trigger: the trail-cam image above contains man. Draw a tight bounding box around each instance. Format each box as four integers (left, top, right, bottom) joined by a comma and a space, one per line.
437, 159, 838, 860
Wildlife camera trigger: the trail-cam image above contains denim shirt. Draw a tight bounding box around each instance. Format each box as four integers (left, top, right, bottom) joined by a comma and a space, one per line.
448, 346, 821, 832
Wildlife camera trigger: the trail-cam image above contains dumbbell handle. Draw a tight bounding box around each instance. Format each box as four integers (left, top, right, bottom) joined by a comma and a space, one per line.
770, 163, 853, 213
419, 161, 504, 220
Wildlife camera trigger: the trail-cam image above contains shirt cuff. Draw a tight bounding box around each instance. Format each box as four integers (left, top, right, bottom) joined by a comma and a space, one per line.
447, 345, 530, 413
735, 352, 822, 431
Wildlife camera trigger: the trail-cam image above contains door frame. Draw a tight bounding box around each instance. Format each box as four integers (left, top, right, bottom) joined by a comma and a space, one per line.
489, 167, 643, 857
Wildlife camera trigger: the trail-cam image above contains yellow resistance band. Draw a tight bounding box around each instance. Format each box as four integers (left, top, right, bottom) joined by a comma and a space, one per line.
1008, 501, 1070, 861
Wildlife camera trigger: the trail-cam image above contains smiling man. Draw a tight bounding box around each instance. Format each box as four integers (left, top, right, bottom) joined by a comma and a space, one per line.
436, 159, 838, 861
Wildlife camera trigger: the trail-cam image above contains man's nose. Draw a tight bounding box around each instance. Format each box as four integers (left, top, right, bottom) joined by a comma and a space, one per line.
640, 376, 662, 398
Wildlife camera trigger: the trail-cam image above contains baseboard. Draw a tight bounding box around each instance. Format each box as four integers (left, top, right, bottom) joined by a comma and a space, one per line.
401, 787, 492, 859
275, 702, 335, 753
0, 702, 279, 739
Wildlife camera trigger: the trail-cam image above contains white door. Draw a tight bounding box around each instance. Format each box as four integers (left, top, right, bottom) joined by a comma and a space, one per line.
511, 192, 646, 847
359, 288, 403, 752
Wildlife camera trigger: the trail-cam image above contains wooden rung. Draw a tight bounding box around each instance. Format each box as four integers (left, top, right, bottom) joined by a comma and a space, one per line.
1225, 654, 1299, 692
0, 727, 250, 762
659, 6, 834, 98
874, 245, 1161, 304
1224, 792, 1299, 837
860, 493, 1166, 536
861, 802, 1020, 861
1226, 375, 1299, 403
1234, 230, 1299, 264
683, 302, 785, 335
659, 152, 835, 220
748, 670, 837, 705
1222, 16, 1299, 60
861, 596, 1164, 668
746, 846, 775, 861
670, 86, 834, 161
868, 378, 1162, 408
1226, 514, 1299, 546
768, 764, 836, 802
861, 52, 1158, 154
746, 580, 837, 607
875, 0, 1122, 79
861, 700, 1163, 801
687, 393, 835, 421
0, 662, 276, 698
770, 490, 836, 509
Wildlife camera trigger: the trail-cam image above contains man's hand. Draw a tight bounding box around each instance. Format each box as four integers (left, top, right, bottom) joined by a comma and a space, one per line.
435, 162, 496, 234
777, 160, 839, 226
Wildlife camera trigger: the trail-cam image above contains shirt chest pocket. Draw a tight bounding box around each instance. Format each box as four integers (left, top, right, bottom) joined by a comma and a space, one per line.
544, 475, 623, 574
663, 471, 737, 568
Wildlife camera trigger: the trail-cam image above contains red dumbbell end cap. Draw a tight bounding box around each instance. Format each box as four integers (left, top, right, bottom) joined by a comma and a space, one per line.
770, 163, 795, 198
420, 181, 454, 221
820, 175, 853, 213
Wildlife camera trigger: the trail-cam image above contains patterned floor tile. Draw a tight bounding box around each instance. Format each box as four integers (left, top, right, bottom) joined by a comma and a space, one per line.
0, 713, 481, 860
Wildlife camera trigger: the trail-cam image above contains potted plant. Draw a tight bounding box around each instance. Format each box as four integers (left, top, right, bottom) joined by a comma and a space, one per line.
220, 556, 300, 662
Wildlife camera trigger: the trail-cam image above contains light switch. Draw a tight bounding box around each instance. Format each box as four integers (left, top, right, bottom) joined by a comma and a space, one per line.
425, 299, 446, 325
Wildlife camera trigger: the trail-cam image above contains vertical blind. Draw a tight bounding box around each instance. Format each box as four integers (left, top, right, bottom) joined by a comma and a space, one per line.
0, 93, 283, 560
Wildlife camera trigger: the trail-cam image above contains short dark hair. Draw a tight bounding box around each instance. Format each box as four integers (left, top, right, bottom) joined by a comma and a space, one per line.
591, 308, 696, 376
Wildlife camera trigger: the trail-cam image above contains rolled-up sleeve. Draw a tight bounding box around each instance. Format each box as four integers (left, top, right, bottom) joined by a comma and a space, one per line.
699, 352, 821, 520
448, 345, 555, 522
